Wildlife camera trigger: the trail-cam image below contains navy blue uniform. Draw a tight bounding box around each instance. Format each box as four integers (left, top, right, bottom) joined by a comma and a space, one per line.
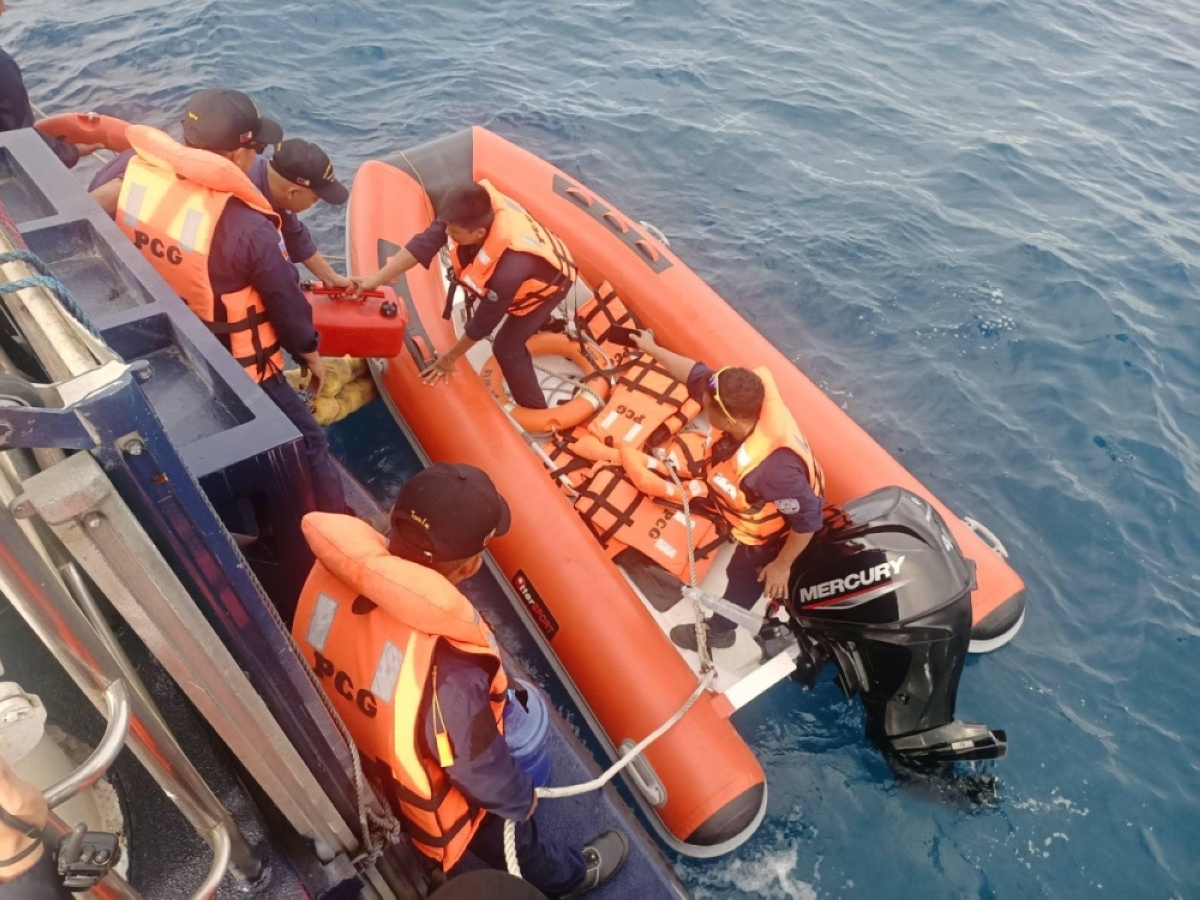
247, 156, 319, 265
0, 48, 79, 168
687, 363, 825, 632
91, 154, 346, 513
420, 644, 586, 894
407, 221, 565, 409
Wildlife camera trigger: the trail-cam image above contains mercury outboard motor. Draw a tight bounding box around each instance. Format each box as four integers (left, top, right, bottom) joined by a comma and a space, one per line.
785, 487, 1007, 764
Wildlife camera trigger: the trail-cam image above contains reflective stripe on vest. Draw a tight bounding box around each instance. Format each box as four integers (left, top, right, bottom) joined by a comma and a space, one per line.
587, 357, 699, 450
451, 180, 577, 316
573, 465, 722, 581
706, 367, 825, 545
116, 126, 285, 383
293, 513, 508, 871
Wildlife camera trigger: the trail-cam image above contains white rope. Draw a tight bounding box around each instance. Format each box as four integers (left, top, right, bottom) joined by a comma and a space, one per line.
504, 450, 718, 878
663, 455, 714, 674
503, 667, 716, 877
531, 359, 607, 408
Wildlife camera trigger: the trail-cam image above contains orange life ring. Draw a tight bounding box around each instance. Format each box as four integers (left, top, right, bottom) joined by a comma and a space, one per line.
34, 112, 132, 154
481, 332, 611, 432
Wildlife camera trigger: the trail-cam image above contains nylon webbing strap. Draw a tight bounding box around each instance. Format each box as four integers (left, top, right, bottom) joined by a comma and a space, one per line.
660, 401, 696, 436
212, 307, 278, 375
614, 358, 688, 410
711, 491, 786, 539
575, 467, 641, 547
669, 435, 704, 474
580, 284, 641, 338
532, 215, 577, 283
441, 267, 458, 320
547, 433, 594, 483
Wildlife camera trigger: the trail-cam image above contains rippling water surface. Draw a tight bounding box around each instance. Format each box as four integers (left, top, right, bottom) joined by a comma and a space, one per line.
9, 0, 1199, 896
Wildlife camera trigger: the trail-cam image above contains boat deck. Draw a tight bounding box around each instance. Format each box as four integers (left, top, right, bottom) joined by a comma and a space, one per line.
453, 274, 801, 709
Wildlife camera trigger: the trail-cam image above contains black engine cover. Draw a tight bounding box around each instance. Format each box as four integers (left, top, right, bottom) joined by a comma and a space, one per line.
790, 487, 975, 630
786, 487, 1006, 763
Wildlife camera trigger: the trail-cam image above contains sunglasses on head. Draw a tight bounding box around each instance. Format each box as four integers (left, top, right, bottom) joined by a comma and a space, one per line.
707, 366, 735, 421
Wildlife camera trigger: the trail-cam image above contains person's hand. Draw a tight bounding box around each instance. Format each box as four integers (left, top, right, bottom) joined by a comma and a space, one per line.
420, 352, 458, 386
631, 329, 658, 354
353, 273, 384, 298
300, 353, 326, 397
757, 556, 793, 601
74, 142, 105, 157
322, 273, 355, 291
0, 757, 48, 881
524, 792, 539, 821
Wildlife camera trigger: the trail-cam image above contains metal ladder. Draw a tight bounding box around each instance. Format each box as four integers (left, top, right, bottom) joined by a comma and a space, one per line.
0, 236, 417, 897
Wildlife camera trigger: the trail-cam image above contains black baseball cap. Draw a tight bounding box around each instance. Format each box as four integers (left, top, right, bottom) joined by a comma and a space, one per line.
270, 139, 349, 205
389, 463, 511, 564
181, 88, 283, 153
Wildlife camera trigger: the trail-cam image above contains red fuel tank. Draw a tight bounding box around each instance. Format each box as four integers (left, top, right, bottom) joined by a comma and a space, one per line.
304, 284, 408, 358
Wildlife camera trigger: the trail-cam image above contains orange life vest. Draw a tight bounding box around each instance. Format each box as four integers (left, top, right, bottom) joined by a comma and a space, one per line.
586, 357, 700, 450
541, 430, 614, 492
451, 180, 577, 316
292, 513, 508, 871
116, 125, 285, 382
573, 465, 720, 583
706, 368, 826, 546
620, 446, 709, 505
574, 281, 641, 348
660, 430, 709, 479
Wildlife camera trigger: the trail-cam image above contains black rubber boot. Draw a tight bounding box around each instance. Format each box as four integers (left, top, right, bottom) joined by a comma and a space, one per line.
561, 830, 629, 898
670, 621, 736, 651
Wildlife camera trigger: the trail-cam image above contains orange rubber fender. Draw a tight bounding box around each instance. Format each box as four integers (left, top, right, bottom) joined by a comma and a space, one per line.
34, 112, 132, 154
481, 332, 611, 432
620, 446, 709, 502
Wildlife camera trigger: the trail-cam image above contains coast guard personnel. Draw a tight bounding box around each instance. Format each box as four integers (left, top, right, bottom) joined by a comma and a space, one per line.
293, 464, 628, 897
88, 88, 346, 513
247, 138, 353, 288
354, 182, 576, 410
632, 331, 826, 651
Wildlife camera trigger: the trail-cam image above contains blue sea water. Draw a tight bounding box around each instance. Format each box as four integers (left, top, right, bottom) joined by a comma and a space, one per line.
8, 0, 1199, 896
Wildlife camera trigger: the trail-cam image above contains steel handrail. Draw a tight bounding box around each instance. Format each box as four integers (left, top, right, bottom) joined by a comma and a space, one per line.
43, 680, 130, 808
191, 823, 232, 900
0, 497, 260, 882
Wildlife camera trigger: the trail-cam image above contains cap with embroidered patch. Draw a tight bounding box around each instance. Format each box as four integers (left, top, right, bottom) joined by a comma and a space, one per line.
181, 88, 283, 153
269, 139, 349, 205
389, 463, 511, 564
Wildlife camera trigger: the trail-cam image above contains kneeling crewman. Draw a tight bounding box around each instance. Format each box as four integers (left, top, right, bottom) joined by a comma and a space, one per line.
292, 463, 627, 897
632, 331, 826, 652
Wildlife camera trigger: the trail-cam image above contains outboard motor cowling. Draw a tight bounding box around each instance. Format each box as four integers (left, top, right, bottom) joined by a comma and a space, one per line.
786, 487, 1007, 763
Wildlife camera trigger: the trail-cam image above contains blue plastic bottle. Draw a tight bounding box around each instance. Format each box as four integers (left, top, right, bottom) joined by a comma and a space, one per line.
502, 679, 552, 788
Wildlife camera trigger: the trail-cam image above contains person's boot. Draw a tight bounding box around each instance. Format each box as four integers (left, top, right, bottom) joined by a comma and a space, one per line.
561, 830, 628, 898
670, 621, 736, 651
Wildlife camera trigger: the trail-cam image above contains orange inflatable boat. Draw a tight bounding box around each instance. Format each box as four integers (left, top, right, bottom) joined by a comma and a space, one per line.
346, 128, 1026, 855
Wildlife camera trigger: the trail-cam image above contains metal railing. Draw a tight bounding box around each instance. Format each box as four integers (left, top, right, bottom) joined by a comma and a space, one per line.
0, 491, 257, 898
